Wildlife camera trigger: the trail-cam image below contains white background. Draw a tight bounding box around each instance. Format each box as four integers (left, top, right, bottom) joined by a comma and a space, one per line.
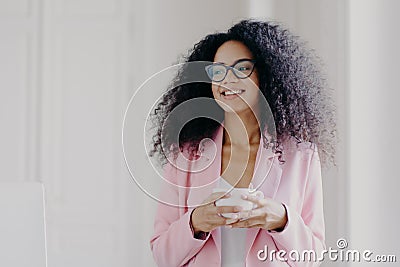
0, 0, 399, 266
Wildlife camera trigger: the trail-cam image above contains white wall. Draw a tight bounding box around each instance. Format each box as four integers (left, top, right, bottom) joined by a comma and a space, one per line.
0, 0, 41, 182
348, 0, 400, 265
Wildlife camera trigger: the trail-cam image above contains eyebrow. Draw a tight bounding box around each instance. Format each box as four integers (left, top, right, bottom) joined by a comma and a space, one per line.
215, 58, 253, 65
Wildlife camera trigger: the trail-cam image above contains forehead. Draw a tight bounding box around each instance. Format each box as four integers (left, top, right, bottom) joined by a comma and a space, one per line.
213, 40, 254, 65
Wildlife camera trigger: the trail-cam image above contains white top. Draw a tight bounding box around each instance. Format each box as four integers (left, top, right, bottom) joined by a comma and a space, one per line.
219, 178, 247, 267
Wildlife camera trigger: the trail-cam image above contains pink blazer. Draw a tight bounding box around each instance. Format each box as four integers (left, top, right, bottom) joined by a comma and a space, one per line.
150, 125, 326, 266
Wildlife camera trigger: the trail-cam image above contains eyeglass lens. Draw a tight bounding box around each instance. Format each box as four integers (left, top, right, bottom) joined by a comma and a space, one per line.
206, 60, 255, 82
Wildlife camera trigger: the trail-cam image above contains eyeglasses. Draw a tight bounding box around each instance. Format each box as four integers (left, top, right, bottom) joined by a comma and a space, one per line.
205, 59, 256, 82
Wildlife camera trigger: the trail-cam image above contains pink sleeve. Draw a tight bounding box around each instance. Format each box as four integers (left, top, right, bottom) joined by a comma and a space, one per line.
269, 147, 326, 266
149, 162, 211, 267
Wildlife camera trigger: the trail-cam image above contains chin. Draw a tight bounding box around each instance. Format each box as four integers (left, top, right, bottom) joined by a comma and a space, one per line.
219, 103, 257, 115
212, 92, 259, 115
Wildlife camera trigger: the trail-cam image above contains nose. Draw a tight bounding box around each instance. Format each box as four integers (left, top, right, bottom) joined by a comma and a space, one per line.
223, 67, 239, 84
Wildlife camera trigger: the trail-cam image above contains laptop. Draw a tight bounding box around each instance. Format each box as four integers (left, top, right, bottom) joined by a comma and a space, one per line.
0, 182, 47, 267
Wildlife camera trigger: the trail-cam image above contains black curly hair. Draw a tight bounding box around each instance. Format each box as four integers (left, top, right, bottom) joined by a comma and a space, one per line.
149, 19, 337, 168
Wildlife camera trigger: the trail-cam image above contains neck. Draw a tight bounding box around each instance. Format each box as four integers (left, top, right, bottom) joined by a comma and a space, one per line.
223, 108, 260, 146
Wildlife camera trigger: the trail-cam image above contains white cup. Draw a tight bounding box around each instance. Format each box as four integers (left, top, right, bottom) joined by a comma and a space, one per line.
212, 187, 264, 218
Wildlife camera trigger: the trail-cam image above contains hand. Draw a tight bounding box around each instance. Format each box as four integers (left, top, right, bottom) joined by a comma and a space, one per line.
227, 194, 288, 231
191, 192, 243, 234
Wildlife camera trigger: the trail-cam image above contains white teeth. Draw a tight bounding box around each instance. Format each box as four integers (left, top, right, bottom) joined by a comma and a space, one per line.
223, 90, 243, 96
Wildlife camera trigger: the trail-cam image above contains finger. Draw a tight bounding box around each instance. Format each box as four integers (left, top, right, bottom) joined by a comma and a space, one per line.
241, 194, 268, 207
225, 218, 240, 224
211, 214, 240, 227
215, 205, 243, 214
246, 224, 264, 229
207, 206, 241, 220
236, 207, 265, 219
229, 218, 265, 228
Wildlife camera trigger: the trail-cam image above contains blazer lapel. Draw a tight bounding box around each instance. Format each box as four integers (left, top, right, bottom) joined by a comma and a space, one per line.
186, 125, 224, 207
186, 126, 224, 257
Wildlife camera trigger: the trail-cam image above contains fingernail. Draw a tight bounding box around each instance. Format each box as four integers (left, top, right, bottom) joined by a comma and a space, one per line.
225, 225, 232, 229
234, 206, 243, 212
241, 194, 248, 199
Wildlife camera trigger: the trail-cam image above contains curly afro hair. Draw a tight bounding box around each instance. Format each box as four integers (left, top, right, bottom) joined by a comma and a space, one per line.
149, 19, 337, 168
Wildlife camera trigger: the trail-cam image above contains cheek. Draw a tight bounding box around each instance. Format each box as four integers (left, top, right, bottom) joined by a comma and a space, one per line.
250, 71, 259, 88
211, 84, 219, 97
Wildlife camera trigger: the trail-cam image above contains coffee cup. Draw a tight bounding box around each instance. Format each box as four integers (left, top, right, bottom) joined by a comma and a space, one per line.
212, 187, 264, 218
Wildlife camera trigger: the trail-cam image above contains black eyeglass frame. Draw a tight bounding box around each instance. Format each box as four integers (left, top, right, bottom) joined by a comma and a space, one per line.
205, 59, 257, 82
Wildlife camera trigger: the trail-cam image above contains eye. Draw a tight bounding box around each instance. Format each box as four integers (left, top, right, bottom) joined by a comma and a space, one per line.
210, 65, 225, 76
234, 62, 253, 71
237, 66, 250, 71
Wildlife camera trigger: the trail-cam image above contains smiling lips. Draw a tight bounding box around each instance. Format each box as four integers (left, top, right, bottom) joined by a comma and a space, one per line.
220, 89, 245, 96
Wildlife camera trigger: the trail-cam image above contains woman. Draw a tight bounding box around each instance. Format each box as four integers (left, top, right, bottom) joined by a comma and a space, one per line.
149, 19, 336, 267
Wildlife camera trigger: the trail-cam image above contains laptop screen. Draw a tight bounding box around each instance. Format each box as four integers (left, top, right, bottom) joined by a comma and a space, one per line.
0, 182, 47, 267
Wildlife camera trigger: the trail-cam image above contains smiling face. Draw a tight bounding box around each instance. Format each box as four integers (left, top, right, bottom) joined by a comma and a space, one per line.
211, 40, 260, 114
